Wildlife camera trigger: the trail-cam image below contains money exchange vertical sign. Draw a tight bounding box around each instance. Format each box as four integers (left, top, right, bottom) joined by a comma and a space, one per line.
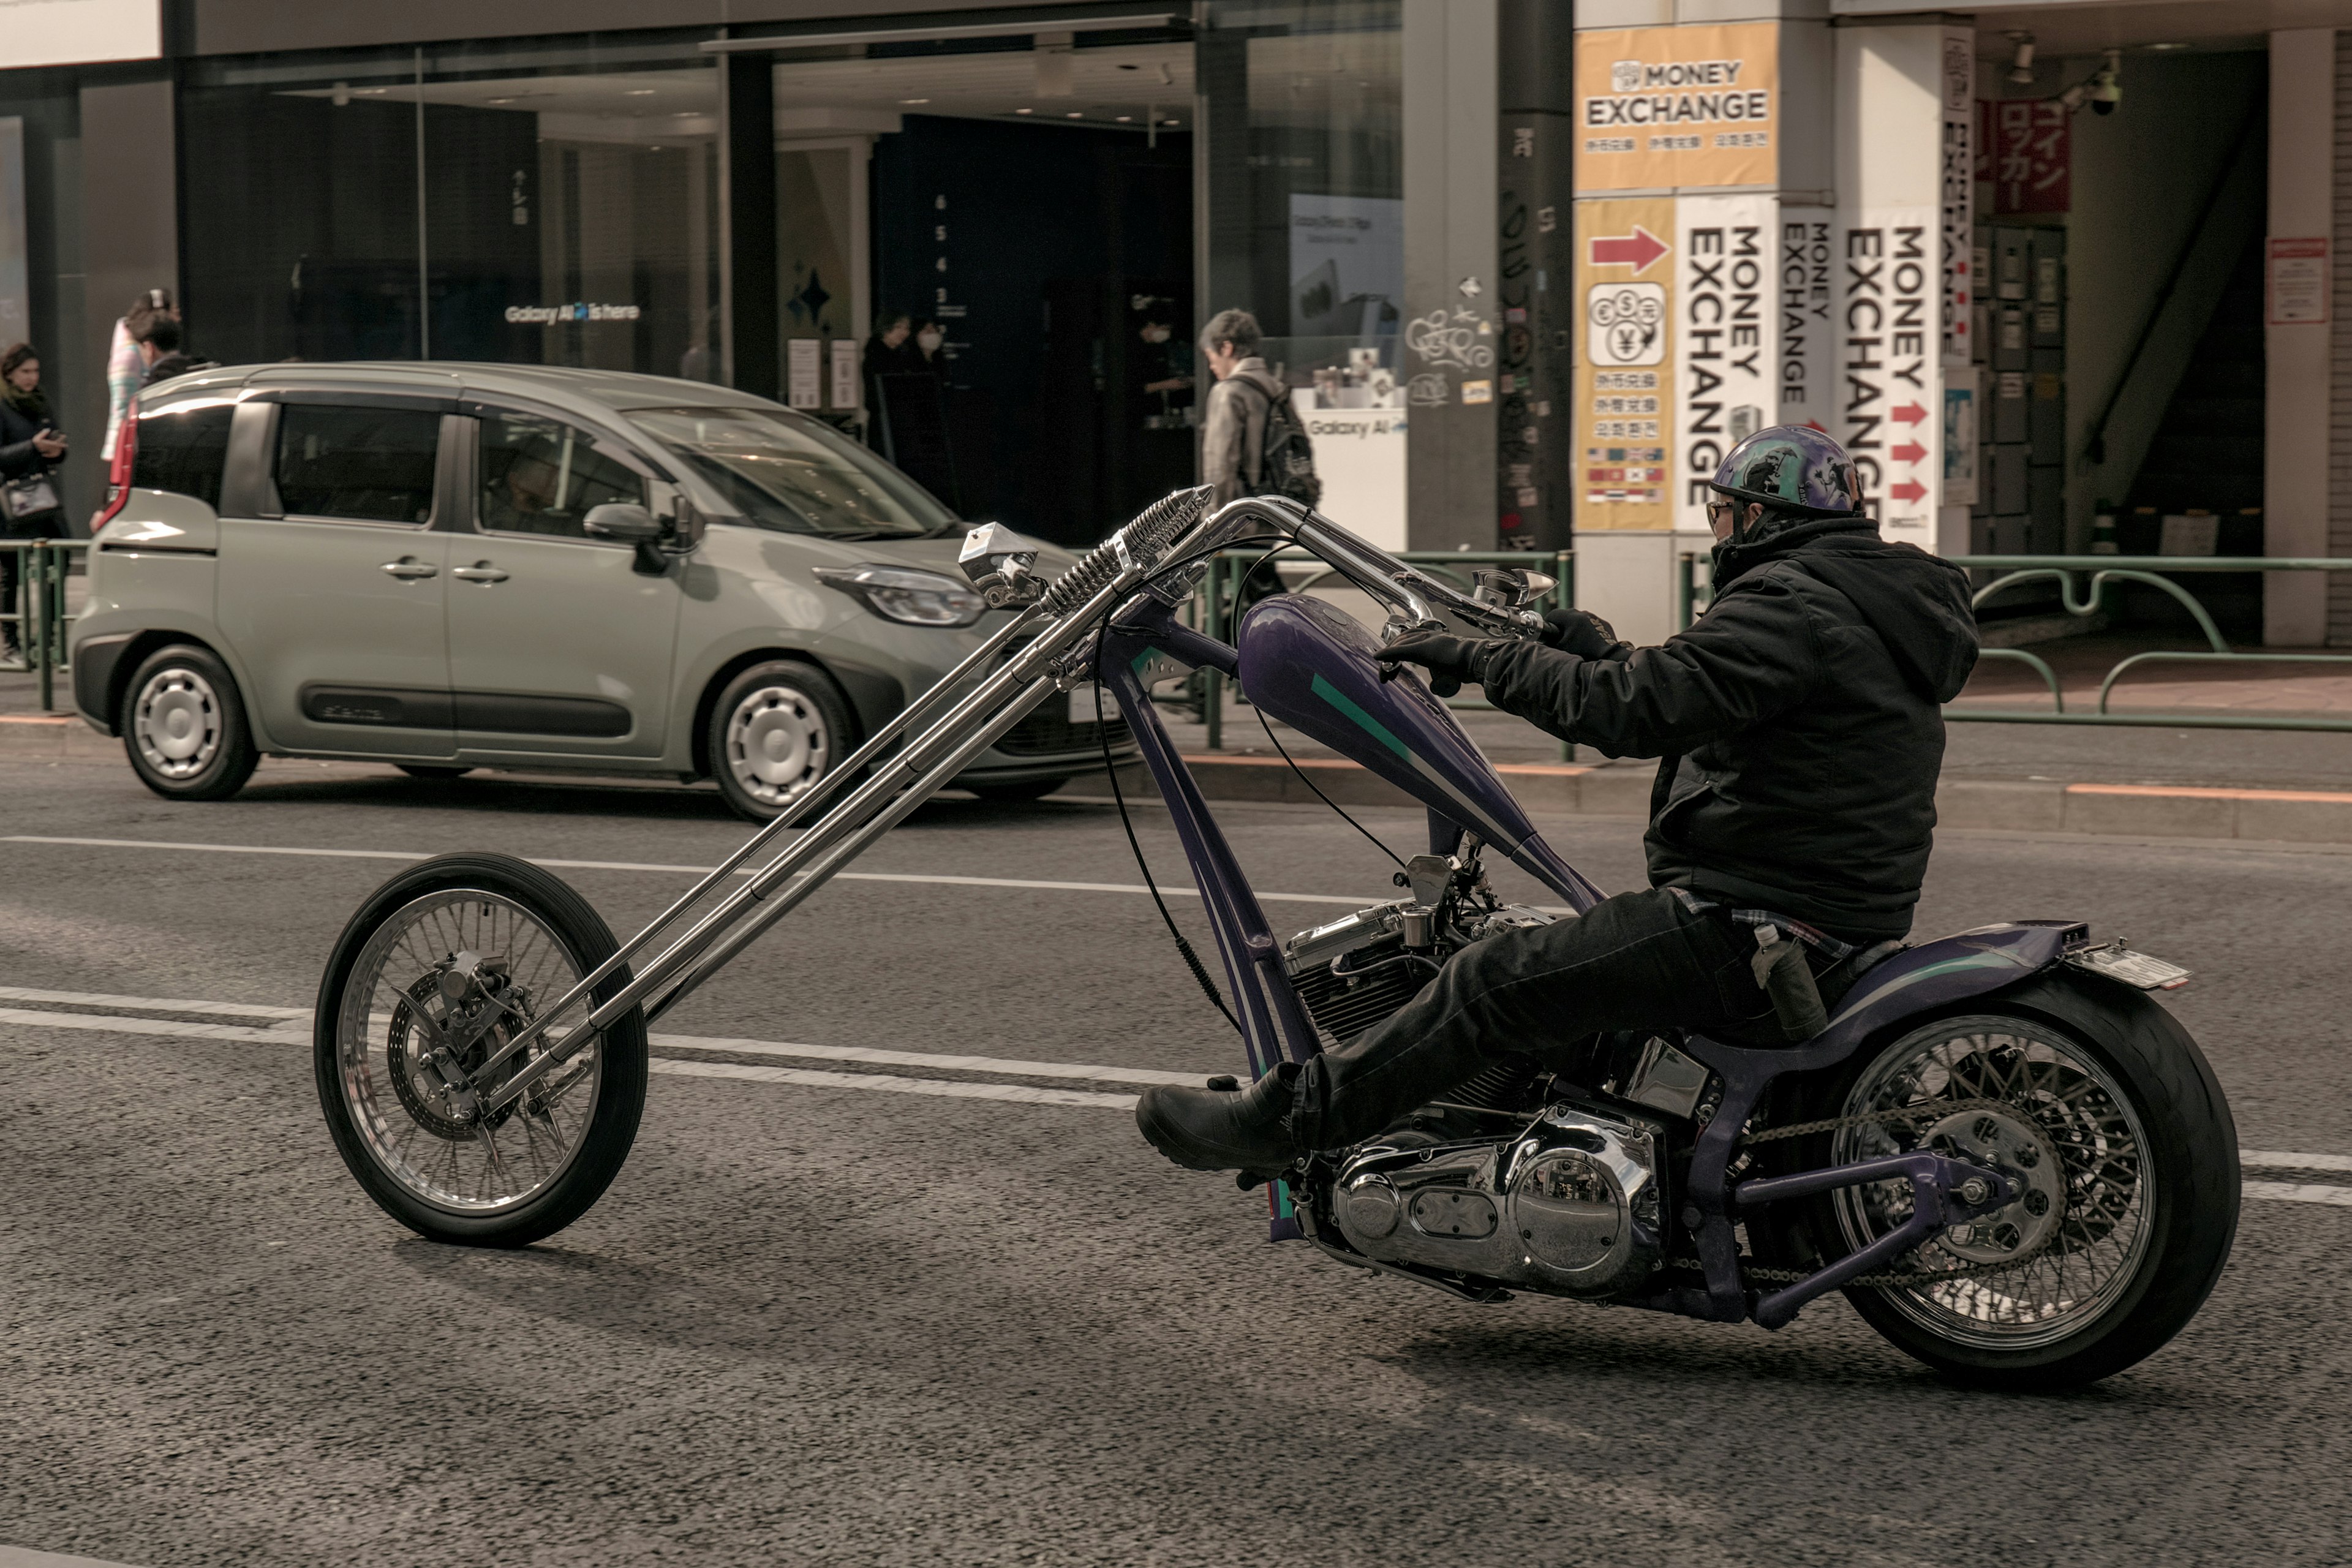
1575, 197, 1676, 530
1672, 194, 1776, 535
1839, 208, 1938, 549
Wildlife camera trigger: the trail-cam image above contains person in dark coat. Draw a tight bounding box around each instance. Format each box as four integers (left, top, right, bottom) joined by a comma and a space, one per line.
1136, 425, 1981, 1177
1, 342, 70, 664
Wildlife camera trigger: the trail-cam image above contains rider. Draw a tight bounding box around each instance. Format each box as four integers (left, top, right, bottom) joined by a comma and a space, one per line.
1136, 425, 1980, 1177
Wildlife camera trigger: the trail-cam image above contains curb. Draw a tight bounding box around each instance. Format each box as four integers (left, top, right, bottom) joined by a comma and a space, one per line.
0, 714, 108, 758
1150, 753, 2352, 846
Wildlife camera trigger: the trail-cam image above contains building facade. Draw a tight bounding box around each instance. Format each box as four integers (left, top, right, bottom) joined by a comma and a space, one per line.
1, 0, 2345, 645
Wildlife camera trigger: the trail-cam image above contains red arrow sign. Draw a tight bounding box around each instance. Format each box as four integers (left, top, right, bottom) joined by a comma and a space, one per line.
1890, 439, 1928, 464
1887, 479, 1928, 503
1589, 226, 1671, 274
1890, 402, 1928, 426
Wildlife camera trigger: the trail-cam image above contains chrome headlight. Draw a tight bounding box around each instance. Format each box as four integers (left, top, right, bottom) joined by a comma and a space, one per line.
812, 564, 988, 628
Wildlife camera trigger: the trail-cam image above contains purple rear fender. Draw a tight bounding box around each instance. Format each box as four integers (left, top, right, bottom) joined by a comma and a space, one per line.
1807, 921, 2078, 1060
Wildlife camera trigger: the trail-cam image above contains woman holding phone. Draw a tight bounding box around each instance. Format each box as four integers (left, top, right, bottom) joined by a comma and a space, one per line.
1, 341, 69, 667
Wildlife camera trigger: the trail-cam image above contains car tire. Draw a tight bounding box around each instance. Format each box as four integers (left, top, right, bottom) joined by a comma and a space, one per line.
709, 659, 856, 823
965, 777, 1069, 804
121, 643, 260, 802
396, 764, 474, 782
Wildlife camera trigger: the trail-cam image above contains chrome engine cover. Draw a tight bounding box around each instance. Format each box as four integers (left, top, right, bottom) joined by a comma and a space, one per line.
1328, 1102, 1668, 1300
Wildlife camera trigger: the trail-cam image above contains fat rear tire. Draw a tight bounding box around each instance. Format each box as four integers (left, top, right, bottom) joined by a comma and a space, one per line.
1779, 973, 2238, 1390
314, 852, 649, 1247
121, 643, 260, 802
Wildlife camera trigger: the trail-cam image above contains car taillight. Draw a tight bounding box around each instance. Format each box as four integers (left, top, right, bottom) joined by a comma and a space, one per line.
96, 397, 138, 530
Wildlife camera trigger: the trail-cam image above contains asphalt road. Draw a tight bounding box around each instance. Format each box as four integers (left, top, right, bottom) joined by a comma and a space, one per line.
3, 755, 2349, 1567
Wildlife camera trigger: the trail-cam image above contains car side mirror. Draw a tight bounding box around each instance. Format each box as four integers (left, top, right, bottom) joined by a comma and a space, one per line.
583, 502, 663, 542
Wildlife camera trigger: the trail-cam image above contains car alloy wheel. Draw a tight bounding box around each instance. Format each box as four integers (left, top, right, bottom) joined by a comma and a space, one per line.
133, 665, 224, 780
724, 679, 833, 809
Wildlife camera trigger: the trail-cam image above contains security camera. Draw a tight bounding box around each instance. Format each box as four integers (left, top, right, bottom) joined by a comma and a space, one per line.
2089, 50, 2122, 115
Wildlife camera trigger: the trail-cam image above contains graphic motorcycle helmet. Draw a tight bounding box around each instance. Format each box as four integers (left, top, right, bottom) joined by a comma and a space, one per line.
1707, 424, 1866, 520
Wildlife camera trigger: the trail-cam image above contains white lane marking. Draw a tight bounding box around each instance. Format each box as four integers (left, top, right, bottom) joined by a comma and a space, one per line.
1, 835, 1369, 907
0, 1544, 151, 1568
648, 1032, 1205, 1087
0, 998, 1208, 1089
651, 1058, 1137, 1109
2242, 1149, 2352, 1174
2245, 1181, 2352, 1208
6, 998, 2352, 1200
0, 985, 310, 1022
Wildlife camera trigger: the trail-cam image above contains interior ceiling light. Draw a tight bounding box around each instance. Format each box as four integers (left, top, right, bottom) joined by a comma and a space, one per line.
2005, 31, 2037, 85
1066, 111, 1084, 118
486, 96, 513, 104
1116, 115, 1132, 122
1015, 107, 1033, 114
624, 88, 655, 96
901, 97, 929, 104
2146, 41, 2188, 51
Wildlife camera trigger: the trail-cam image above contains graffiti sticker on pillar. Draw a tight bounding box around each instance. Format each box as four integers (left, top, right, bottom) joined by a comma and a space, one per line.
1777, 208, 1833, 433
1574, 197, 1676, 530
1839, 211, 1937, 549
1939, 31, 1975, 361
1574, 23, 1779, 191
1673, 194, 1775, 535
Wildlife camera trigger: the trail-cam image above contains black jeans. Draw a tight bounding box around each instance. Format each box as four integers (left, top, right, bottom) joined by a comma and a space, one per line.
1, 508, 65, 652
1293, 887, 1782, 1152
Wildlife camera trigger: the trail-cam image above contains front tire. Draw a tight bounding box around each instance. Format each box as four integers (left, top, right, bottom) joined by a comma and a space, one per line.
121, 643, 260, 801
314, 852, 649, 1247
708, 659, 854, 823
1782, 974, 2238, 1390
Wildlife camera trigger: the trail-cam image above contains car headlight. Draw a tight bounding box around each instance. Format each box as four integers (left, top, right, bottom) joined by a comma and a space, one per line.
812, 564, 988, 628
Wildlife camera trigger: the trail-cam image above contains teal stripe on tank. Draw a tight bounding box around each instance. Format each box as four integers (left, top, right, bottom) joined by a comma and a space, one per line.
1310, 673, 1412, 760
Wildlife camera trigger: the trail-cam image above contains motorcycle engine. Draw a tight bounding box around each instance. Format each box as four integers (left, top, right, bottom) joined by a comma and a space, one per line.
1281, 856, 1670, 1302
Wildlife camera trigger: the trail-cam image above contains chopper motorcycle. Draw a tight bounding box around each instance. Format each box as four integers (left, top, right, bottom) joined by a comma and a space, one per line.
314, 488, 2239, 1390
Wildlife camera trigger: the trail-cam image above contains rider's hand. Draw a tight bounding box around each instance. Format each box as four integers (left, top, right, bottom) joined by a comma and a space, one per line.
31, 431, 66, 460
1376, 629, 1498, 699
1539, 608, 1622, 660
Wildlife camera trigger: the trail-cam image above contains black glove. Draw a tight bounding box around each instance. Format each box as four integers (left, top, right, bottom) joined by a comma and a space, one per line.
1376, 629, 1501, 698
1539, 608, 1624, 660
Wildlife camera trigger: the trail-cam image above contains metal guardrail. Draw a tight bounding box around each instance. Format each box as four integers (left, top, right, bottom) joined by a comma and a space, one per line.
1192, 549, 1575, 758
1681, 550, 2352, 732
1, 538, 87, 713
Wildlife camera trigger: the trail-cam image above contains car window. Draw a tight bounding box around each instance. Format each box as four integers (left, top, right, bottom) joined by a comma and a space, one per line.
477, 411, 647, 540
274, 404, 440, 524
630, 405, 955, 540
132, 401, 235, 510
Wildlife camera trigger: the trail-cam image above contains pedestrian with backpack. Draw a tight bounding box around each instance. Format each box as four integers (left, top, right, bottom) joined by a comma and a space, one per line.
1196, 309, 1319, 645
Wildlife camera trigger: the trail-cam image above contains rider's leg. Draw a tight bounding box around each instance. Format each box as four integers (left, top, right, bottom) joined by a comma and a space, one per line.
1137, 888, 1770, 1173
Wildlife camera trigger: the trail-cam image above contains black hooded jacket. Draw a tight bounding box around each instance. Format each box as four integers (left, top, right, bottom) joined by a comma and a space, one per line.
1477, 517, 1978, 940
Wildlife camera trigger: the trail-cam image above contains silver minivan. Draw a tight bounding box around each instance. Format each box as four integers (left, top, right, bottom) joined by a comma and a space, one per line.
69, 363, 1132, 818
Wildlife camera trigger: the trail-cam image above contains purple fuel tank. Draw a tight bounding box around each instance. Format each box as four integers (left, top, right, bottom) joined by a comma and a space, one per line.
1235, 595, 1604, 911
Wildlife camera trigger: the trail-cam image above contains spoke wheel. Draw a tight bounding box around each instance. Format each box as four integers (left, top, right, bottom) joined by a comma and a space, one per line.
315, 853, 647, 1246
1829, 1020, 2153, 1351
1783, 979, 2240, 1390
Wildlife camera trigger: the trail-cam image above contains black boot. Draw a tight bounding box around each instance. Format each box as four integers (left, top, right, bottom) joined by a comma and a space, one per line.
1136, 1064, 1304, 1176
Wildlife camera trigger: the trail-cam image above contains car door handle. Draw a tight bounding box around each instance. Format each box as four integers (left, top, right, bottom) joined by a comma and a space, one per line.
451, 564, 510, 584
380, 557, 439, 579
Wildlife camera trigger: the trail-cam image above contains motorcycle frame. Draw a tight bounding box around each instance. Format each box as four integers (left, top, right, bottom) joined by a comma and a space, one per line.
450, 494, 2040, 1328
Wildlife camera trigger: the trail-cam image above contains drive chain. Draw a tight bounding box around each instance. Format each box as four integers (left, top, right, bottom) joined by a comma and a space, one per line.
1681, 1096, 2067, 1290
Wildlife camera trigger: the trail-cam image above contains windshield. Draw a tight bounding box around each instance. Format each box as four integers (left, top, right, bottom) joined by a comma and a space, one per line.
630, 405, 957, 540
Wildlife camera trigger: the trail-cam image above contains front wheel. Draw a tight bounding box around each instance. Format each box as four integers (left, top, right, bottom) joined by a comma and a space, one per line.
708, 659, 854, 823
1782, 974, 2239, 1390
314, 852, 648, 1246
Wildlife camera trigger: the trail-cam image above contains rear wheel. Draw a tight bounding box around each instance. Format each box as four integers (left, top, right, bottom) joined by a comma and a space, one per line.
1784, 976, 2238, 1389
121, 643, 259, 802
314, 852, 648, 1246
709, 659, 853, 823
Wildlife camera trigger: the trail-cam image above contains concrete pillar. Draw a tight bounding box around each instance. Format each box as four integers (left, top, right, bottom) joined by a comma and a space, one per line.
1403, 0, 1500, 552
80, 74, 175, 470
720, 51, 777, 401
2266, 29, 2332, 647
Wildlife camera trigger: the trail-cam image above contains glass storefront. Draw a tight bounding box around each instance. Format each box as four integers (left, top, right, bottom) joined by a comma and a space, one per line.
173, 7, 1412, 543
182, 33, 719, 377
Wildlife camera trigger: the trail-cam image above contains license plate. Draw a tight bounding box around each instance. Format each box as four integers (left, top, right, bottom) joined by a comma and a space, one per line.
1068, 684, 1104, 724
2067, 943, 2192, 990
